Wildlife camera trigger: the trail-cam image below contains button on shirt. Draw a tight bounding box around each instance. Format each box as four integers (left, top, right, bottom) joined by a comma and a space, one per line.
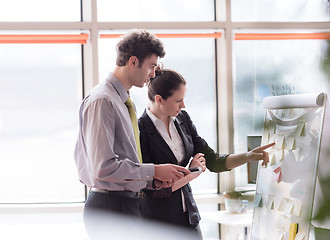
146, 109, 188, 211
74, 73, 155, 192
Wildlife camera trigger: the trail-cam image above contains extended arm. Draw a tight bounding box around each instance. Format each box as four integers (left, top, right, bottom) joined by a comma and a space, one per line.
180, 110, 274, 172
225, 142, 275, 169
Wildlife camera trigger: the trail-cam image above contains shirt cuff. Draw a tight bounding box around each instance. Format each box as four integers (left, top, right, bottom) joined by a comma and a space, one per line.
140, 163, 155, 180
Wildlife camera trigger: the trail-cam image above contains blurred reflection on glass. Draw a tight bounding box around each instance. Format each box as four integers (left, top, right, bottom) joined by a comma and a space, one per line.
0, 0, 80, 21
0, 44, 84, 203
233, 39, 330, 185
98, 0, 214, 22
232, 0, 330, 22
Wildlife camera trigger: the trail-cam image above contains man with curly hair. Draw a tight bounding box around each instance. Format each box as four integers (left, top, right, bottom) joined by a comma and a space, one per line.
74, 29, 190, 239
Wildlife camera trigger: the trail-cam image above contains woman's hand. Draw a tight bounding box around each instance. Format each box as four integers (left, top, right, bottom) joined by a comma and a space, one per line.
246, 142, 275, 167
189, 153, 206, 172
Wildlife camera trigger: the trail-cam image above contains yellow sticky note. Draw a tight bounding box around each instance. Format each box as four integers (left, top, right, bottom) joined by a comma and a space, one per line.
289, 223, 298, 240
269, 134, 276, 145
275, 148, 284, 161
269, 151, 276, 166
276, 135, 285, 149
262, 130, 269, 146
285, 135, 295, 150
269, 123, 276, 134
295, 121, 305, 137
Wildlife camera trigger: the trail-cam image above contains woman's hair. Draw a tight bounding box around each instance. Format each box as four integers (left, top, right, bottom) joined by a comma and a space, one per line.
148, 66, 186, 101
116, 29, 165, 67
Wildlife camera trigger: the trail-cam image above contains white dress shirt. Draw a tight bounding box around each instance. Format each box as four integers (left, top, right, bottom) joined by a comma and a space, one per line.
146, 109, 185, 164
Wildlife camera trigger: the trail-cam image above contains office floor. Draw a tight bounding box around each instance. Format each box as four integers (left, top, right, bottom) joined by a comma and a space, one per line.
0, 209, 251, 240
0, 211, 215, 240
0, 211, 88, 240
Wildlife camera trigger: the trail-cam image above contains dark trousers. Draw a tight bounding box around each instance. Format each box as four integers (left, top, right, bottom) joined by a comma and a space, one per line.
182, 211, 203, 240
83, 191, 203, 240
83, 191, 142, 240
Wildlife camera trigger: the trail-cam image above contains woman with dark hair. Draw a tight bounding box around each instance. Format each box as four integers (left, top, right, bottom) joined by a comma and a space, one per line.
138, 67, 274, 238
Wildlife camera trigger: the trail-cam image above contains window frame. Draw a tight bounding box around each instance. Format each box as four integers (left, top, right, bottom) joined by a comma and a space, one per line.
0, 0, 329, 203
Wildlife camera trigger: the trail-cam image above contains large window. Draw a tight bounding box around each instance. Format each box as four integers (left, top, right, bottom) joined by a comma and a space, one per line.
97, 0, 215, 22
0, 1, 220, 206
232, 0, 330, 22
232, 36, 330, 185
0, 0, 80, 22
1, 1, 330, 239
0, 0, 328, 202
0, 43, 84, 203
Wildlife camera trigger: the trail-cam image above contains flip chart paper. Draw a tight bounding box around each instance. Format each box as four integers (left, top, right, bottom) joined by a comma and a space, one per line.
295, 121, 305, 137
269, 124, 276, 134
262, 130, 269, 146
262, 93, 325, 109
269, 134, 276, 145
253, 207, 260, 222
278, 198, 288, 212
270, 151, 276, 166
285, 199, 294, 215
277, 215, 285, 230
275, 148, 284, 161
276, 135, 285, 149
277, 215, 290, 232
277, 231, 284, 240
254, 193, 263, 208
285, 135, 295, 150
284, 218, 290, 233
251, 93, 328, 240
267, 194, 275, 210
293, 199, 302, 216
294, 230, 305, 240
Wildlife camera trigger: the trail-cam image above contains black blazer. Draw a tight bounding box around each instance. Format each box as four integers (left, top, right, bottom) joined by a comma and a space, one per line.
138, 110, 230, 227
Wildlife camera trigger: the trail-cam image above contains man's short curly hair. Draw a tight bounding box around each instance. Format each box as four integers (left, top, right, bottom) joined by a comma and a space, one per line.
116, 29, 166, 67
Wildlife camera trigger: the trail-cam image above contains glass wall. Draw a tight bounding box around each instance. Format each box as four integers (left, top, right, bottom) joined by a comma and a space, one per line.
232, 0, 330, 22
232, 37, 330, 185
0, 0, 220, 210
0, 0, 329, 217
0, 43, 84, 203
0, 0, 80, 22
97, 0, 215, 22
1, 0, 329, 239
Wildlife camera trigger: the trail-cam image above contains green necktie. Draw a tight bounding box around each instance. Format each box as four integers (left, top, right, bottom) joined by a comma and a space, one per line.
125, 97, 142, 163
